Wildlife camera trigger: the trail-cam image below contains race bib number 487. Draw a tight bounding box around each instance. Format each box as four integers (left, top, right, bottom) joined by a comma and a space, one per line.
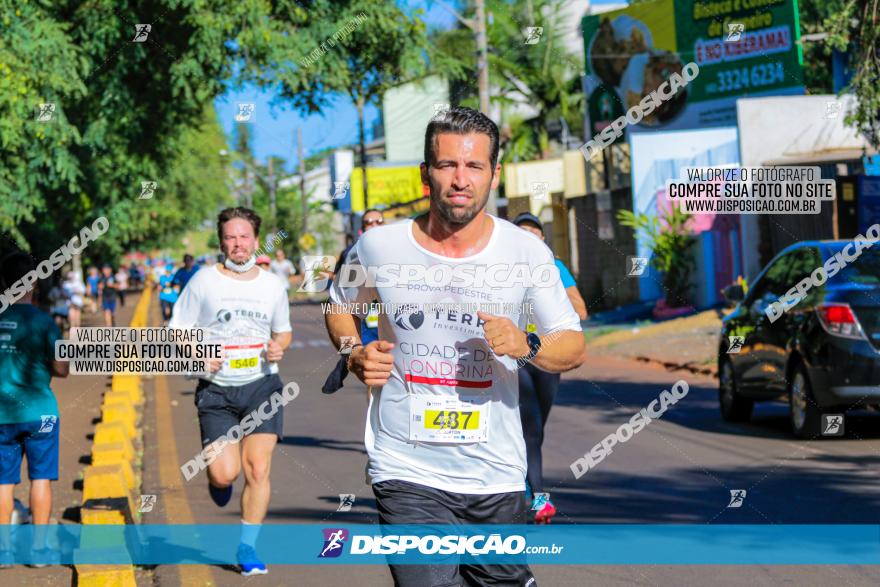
409, 395, 489, 443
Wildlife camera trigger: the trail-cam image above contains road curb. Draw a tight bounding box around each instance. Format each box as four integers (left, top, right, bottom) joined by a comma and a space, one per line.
634, 355, 718, 378
75, 288, 151, 586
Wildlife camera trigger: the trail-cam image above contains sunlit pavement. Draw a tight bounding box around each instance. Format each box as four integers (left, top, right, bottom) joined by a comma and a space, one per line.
142, 301, 880, 586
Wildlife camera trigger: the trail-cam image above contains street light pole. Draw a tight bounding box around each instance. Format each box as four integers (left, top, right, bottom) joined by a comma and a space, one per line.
436, 0, 490, 116
297, 128, 308, 234
475, 0, 490, 115
356, 96, 369, 210
268, 157, 277, 232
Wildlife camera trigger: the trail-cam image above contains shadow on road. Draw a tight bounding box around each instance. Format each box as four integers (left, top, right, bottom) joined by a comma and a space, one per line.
556, 377, 880, 440
269, 504, 379, 523
279, 435, 367, 454
545, 451, 880, 525
549, 373, 880, 524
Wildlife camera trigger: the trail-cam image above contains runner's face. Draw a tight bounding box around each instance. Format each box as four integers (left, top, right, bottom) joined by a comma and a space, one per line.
220, 218, 259, 263
423, 133, 500, 226
362, 212, 384, 232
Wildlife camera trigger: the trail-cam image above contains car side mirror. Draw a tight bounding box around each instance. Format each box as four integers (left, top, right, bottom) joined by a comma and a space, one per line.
722, 284, 745, 303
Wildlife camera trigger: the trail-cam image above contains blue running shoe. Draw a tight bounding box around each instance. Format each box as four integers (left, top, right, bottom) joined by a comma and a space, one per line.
237, 544, 267, 576
208, 482, 233, 507
28, 547, 60, 568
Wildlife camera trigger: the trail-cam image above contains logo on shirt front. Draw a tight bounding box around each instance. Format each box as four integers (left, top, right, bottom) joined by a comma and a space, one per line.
215, 308, 270, 324
319, 528, 348, 558
393, 307, 424, 331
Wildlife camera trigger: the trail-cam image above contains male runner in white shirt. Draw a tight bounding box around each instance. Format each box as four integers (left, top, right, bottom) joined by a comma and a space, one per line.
325, 107, 585, 586
169, 207, 292, 576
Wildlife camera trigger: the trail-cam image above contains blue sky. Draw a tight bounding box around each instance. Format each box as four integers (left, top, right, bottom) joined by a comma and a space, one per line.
214, 0, 620, 173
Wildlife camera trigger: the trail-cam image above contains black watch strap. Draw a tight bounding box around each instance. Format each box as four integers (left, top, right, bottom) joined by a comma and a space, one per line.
518, 331, 541, 363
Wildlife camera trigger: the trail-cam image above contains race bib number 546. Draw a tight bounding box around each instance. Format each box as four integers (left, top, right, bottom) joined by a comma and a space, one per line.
222, 343, 265, 377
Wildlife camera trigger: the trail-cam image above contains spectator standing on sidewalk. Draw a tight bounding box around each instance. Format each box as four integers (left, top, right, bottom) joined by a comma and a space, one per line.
0, 253, 69, 568
512, 212, 588, 524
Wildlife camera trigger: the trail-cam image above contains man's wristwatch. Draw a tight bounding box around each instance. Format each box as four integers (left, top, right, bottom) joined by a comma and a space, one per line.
518, 332, 541, 363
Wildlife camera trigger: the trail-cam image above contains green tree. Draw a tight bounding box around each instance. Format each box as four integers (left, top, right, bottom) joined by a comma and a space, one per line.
264, 1, 435, 208
825, 0, 880, 148
432, 0, 584, 162
618, 206, 696, 307
0, 0, 284, 260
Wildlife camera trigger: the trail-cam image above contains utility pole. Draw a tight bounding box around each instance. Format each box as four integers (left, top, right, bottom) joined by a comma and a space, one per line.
244, 167, 253, 208
267, 157, 277, 232
475, 0, 490, 115
297, 128, 308, 234
437, 0, 496, 213
437, 0, 490, 115
356, 96, 369, 210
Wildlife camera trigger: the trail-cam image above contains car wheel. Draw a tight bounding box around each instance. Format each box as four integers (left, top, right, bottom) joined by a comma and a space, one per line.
719, 358, 753, 422
789, 364, 823, 439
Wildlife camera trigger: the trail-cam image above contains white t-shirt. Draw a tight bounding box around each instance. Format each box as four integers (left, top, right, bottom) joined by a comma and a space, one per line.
269, 259, 296, 290
169, 264, 292, 387
330, 215, 582, 494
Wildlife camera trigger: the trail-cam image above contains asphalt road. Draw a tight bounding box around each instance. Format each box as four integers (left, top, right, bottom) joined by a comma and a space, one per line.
142, 300, 880, 587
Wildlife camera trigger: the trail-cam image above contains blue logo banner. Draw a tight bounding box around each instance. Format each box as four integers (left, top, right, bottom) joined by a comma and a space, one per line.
1, 524, 878, 565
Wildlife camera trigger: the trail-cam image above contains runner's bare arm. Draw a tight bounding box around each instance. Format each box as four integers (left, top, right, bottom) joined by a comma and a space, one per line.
324, 307, 361, 350
325, 309, 394, 386
267, 331, 292, 362
566, 286, 588, 321
528, 329, 585, 372
478, 312, 584, 373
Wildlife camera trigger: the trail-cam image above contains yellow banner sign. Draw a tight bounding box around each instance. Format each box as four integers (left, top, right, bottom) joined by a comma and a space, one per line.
350, 166, 426, 212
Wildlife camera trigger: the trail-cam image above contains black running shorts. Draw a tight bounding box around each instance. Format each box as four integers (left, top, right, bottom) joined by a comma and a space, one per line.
193, 374, 285, 446
372, 479, 537, 587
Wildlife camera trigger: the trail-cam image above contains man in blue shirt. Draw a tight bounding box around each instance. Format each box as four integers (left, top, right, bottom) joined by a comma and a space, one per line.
0, 253, 70, 567
157, 264, 179, 326
333, 210, 385, 344
512, 212, 588, 524
172, 254, 199, 293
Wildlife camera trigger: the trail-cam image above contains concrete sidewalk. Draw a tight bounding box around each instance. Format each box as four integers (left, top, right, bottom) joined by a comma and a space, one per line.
2, 291, 151, 586
585, 309, 724, 377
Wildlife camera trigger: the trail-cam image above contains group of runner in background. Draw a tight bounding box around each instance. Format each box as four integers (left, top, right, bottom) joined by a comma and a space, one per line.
0, 109, 589, 582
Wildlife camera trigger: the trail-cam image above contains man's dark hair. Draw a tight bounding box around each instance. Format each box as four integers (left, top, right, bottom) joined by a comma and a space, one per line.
424, 106, 500, 171
0, 252, 35, 290
217, 207, 261, 243
183, 254, 194, 264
